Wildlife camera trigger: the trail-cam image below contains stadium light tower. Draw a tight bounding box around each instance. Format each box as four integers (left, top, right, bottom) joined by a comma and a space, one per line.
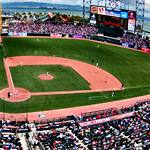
136, 0, 145, 30
83, 0, 91, 24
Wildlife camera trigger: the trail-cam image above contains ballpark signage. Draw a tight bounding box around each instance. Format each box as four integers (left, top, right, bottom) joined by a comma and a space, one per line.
73, 35, 83, 38
91, 6, 98, 14
141, 47, 150, 53
98, 7, 105, 15
120, 11, 128, 19
121, 43, 130, 47
128, 11, 136, 19
128, 19, 135, 31
8, 32, 27, 36
105, 10, 120, 17
79, 112, 134, 127
51, 34, 62, 37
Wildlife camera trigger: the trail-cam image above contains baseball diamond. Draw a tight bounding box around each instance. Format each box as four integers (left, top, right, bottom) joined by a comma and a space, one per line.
0, 37, 150, 121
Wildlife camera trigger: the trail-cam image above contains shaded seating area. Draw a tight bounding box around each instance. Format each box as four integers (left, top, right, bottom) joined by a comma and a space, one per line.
0, 133, 22, 149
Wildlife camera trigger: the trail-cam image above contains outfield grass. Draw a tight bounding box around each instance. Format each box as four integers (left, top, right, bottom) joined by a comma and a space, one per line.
0, 37, 150, 113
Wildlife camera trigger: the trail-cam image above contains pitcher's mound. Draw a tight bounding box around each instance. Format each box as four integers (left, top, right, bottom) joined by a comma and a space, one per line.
39, 74, 54, 80
0, 87, 31, 102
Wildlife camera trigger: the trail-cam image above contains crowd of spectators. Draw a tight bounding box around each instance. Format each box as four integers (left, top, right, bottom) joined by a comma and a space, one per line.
80, 107, 118, 122
0, 120, 31, 133
0, 100, 149, 150
69, 105, 150, 149
121, 33, 148, 48
121, 101, 149, 114
37, 128, 84, 149
9, 22, 98, 38
33, 100, 150, 150
0, 133, 22, 149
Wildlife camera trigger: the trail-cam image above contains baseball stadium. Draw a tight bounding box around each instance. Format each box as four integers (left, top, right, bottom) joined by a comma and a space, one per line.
0, 0, 150, 149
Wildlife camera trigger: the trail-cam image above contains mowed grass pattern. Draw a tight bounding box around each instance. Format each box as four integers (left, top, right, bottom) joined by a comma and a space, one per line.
0, 37, 150, 113
3, 37, 150, 87
10, 65, 90, 92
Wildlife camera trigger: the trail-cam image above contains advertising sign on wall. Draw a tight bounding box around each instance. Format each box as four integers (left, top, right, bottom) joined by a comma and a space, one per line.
8, 33, 27, 36
128, 11, 136, 19
73, 35, 83, 38
51, 34, 62, 37
121, 43, 130, 47
90, 6, 98, 14
128, 19, 135, 31
79, 112, 134, 127
98, 7, 105, 15
90, 19, 96, 24
141, 47, 150, 53
105, 10, 120, 17
120, 11, 128, 19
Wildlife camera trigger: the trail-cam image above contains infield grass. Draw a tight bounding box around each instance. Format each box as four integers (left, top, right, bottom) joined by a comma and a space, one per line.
10, 65, 90, 92
0, 37, 150, 113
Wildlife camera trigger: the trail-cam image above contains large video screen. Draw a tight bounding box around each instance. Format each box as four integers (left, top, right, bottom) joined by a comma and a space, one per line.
104, 16, 120, 27
90, 5, 136, 30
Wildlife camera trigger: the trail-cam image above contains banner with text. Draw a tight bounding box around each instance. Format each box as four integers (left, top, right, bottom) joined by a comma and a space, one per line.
8, 32, 27, 36
51, 34, 62, 37
90, 6, 98, 14
120, 43, 130, 47
105, 10, 120, 17
128, 11, 136, 19
98, 7, 105, 15
120, 11, 128, 19
141, 47, 150, 53
128, 19, 135, 31
73, 35, 83, 38
79, 112, 134, 127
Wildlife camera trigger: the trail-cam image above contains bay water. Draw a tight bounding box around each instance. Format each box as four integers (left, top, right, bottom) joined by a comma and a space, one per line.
2, 8, 150, 34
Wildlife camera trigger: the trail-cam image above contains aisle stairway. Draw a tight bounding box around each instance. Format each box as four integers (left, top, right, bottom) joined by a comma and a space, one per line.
30, 123, 41, 150
68, 128, 88, 150
17, 123, 41, 150
18, 133, 28, 150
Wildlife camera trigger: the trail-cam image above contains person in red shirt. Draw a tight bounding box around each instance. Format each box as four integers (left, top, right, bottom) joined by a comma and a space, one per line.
88, 116, 92, 120
106, 112, 109, 116
96, 114, 101, 119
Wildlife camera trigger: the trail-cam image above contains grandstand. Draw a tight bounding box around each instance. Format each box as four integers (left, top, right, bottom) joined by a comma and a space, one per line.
0, 100, 149, 149
0, 0, 150, 149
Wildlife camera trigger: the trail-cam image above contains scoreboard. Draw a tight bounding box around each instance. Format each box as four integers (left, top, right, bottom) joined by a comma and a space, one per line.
90, 5, 136, 32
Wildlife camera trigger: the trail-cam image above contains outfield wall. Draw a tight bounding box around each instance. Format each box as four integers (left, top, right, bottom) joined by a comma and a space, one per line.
2, 32, 149, 52
91, 35, 120, 45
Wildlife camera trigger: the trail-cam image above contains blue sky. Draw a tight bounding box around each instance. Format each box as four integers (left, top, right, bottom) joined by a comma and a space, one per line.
0, 0, 149, 18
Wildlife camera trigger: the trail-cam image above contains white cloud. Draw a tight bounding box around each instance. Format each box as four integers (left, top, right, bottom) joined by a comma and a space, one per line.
0, 0, 83, 5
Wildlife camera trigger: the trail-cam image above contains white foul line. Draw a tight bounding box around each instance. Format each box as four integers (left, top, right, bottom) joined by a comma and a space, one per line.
89, 95, 108, 100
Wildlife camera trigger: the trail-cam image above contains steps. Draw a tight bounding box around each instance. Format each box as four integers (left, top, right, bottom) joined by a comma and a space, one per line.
18, 134, 28, 150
